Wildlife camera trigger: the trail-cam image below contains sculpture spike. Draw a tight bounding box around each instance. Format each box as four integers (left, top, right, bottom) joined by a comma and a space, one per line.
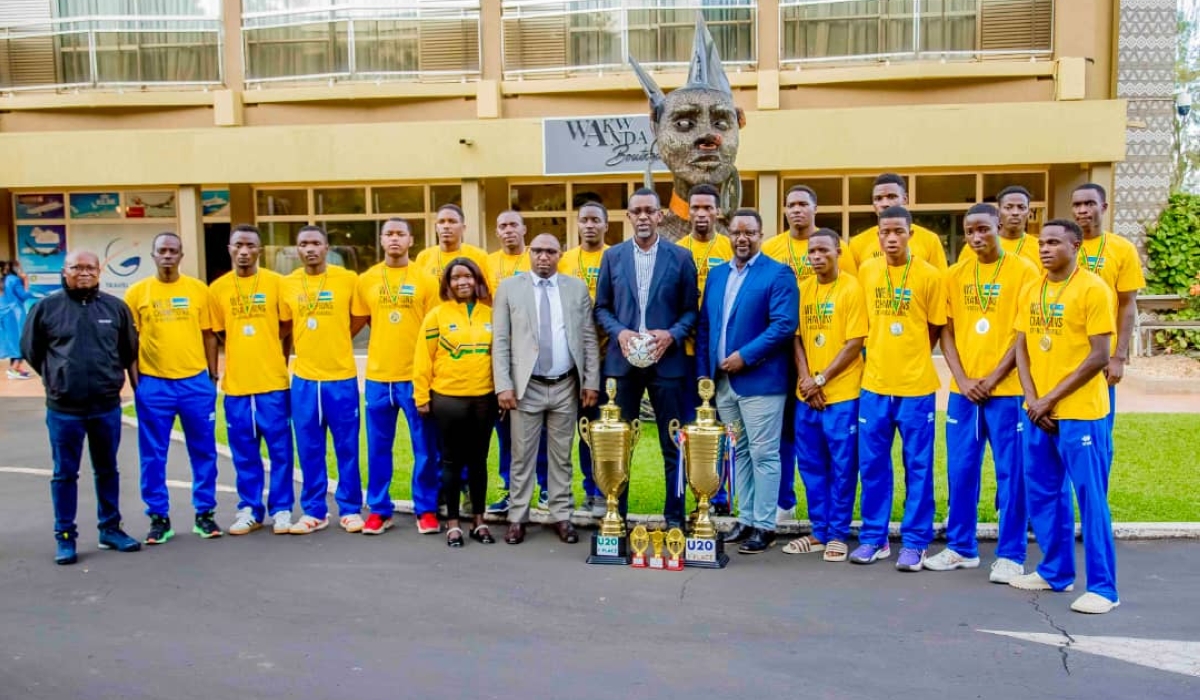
685, 12, 732, 96
628, 55, 666, 114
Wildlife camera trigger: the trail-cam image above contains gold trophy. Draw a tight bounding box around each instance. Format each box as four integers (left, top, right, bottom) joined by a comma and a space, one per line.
668, 377, 731, 569
665, 528, 686, 571
648, 529, 666, 569
629, 525, 650, 568
579, 378, 641, 565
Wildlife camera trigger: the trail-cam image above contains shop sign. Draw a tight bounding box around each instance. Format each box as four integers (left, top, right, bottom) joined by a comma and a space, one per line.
543, 115, 667, 176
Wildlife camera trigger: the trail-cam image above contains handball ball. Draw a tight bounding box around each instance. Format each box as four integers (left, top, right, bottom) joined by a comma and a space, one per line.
627, 333, 657, 369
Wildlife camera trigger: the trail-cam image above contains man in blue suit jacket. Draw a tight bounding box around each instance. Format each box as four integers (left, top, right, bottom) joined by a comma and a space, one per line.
595, 188, 699, 528
697, 208, 799, 554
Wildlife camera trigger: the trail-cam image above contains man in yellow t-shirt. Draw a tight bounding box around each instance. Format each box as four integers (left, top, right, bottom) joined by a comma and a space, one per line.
558, 201, 610, 517
1071, 182, 1146, 443
955, 186, 1041, 266
208, 224, 294, 536
847, 173, 949, 271
677, 184, 733, 298
787, 229, 866, 561
413, 203, 489, 282
279, 225, 369, 535
925, 204, 1039, 580
125, 232, 220, 545
851, 206, 947, 571
352, 218, 441, 536
1010, 218, 1119, 615
762, 185, 855, 522
484, 211, 549, 516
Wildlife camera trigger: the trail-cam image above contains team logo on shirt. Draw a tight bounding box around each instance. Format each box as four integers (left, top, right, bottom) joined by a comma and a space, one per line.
171, 297, 190, 310
448, 323, 458, 331
317, 291, 334, 302
1082, 255, 1107, 271
252, 293, 267, 304
872, 287, 912, 313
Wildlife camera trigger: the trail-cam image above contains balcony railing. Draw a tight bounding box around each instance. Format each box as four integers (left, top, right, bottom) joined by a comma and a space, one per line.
780, 0, 1053, 66
0, 15, 222, 92
502, 0, 757, 80
241, 1, 481, 86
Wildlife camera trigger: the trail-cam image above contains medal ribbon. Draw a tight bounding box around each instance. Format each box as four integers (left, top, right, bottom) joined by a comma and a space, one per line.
686, 236, 719, 278
816, 274, 839, 329
1013, 234, 1026, 258
884, 254, 912, 316
1038, 267, 1079, 335
301, 271, 329, 319
674, 430, 687, 499
786, 236, 810, 278
575, 249, 601, 284
723, 424, 737, 506
974, 250, 1006, 316
381, 266, 408, 308
1078, 233, 1106, 273
232, 271, 260, 318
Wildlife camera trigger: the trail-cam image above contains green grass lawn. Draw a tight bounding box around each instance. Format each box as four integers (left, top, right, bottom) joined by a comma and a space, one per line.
123, 404, 1200, 522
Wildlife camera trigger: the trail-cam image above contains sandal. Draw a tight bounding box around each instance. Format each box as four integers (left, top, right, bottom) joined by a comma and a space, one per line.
782, 535, 826, 555
446, 527, 464, 548
823, 540, 849, 562
470, 525, 495, 544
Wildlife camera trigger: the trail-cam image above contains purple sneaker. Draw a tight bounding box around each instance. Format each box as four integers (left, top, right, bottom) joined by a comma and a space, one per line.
895, 547, 926, 572
849, 543, 890, 565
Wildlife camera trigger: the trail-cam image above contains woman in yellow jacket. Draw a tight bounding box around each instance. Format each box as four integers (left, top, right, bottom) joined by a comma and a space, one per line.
414, 257, 497, 548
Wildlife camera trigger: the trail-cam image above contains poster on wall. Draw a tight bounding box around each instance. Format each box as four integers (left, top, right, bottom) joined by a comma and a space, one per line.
16, 224, 67, 296
70, 225, 166, 296
69, 192, 121, 219
14, 193, 66, 220
125, 191, 177, 218
202, 190, 230, 217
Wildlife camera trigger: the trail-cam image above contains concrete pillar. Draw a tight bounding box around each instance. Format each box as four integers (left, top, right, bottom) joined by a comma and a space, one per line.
221, 0, 244, 91
460, 179, 486, 248
178, 185, 206, 280
757, 173, 780, 238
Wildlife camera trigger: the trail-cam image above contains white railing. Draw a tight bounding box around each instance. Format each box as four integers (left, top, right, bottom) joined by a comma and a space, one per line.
779, 0, 1054, 66
0, 15, 223, 91
501, 0, 757, 79
241, 1, 481, 86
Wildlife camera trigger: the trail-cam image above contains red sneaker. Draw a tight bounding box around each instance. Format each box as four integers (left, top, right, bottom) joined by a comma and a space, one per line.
362, 513, 394, 535
416, 512, 441, 535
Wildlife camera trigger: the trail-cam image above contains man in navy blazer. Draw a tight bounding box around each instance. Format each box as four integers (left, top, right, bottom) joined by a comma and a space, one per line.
697, 208, 799, 554
594, 188, 699, 528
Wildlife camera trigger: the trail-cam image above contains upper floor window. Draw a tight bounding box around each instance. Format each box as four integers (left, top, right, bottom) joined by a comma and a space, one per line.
502, 0, 757, 79
0, 0, 222, 91
780, 0, 1053, 66
242, 0, 480, 86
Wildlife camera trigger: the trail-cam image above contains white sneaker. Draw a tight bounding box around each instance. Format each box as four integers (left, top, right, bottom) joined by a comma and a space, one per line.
289, 514, 329, 535
989, 558, 1025, 584
922, 548, 980, 571
340, 514, 365, 533
271, 511, 293, 535
775, 506, 795, 523
1070, 592, 1120, 614
228, 507, 262, 536
1008, 571, 1073, 592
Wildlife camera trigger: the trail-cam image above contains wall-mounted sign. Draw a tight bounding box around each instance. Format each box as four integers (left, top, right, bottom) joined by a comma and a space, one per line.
202, 189, 231, 217
126, 191, 176, 218
543, 115, 667, 176
16, 224, 66, 296
14, 193, 65, 220
69, 192, 121, 219
71, 225, 166, 295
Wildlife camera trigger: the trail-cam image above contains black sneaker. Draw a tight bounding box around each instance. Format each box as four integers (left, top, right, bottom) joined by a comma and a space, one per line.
192, 512, 223, 539
144, 515, 174, 545
739, 529, 775, 555
723, 522, 753, 544
98, 527, 141, 552
711, 502, 731, 517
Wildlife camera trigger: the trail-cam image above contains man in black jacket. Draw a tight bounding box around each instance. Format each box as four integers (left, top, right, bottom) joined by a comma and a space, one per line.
21, 250, 142, 565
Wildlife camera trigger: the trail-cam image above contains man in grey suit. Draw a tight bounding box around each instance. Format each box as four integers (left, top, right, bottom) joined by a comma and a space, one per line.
493, 233, 601, 545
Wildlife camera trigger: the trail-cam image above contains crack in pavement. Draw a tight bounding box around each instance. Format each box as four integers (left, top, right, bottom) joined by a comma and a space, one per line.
1029, 592, 1076, 675
678, 571, 700, 602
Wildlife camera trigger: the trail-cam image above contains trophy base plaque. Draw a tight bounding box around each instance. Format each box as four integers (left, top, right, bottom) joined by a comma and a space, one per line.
684, 535, 730, 569
587, 533, 631, 565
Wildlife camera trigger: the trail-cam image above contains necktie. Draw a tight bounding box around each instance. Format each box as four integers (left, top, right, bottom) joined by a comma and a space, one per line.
536, 279, 554, 375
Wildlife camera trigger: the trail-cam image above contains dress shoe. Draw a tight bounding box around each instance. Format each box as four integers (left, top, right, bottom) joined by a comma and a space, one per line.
723, 522, 752, 544
55, 538, 77, 565
665, 519, 684, 531
711, 502, 731, 517
505, 523, 526, 545
553, 521, 579, 544
739, 529, 774, 555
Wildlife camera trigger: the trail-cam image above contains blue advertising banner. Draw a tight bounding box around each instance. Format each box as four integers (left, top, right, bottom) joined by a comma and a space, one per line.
16, 224, 66, 296
202, 190, 230, 217
69, 192, 122, 219
14, 193, 66, 220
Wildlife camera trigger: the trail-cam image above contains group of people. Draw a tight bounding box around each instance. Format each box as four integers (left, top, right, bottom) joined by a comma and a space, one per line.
21, 173, 1141, 615
1, 259, 36, 380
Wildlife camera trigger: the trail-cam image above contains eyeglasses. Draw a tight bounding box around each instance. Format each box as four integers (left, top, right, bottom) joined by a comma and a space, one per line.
67, 265, 100, 273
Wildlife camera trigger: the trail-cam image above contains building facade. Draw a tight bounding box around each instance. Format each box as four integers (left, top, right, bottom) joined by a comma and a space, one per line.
0, 0, 1173, 288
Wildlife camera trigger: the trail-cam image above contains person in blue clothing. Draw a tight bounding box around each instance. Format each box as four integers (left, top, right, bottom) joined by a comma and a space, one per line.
1, 260, 36, 379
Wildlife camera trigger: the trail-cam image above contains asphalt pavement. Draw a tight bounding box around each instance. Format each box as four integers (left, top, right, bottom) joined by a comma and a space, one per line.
1, 397, 1198, 700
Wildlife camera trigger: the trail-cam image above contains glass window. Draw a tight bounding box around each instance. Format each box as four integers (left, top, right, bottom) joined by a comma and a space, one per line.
919, 0, 977, 53
739, 179, 757, 210
431, 185, 461, 209
915, 174, 976, 205
572, 183, 627, 211
373, 186, 425, 213
815, 212, 844, 237
510, 184, 567, 213
523, 216, 567, 247
912, 211, 960, 262
982, 173, 1046, 202
324, 220, 379, 273
784, 177, 843, 208
848, 211, 878, 238
256, 189, 308, 217
314, 188, 366, 216
244, 23, 347, 82
848, 176, 885, 207
604, 220, 625, 247
259, 221, 309, 273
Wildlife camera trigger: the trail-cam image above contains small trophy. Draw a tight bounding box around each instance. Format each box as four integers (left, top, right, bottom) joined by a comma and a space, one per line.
669, 377, 731, 569
665, 528, 686, 571
580, 378, 641, 565
648, 529, 666, 570
629, 525, 650, 568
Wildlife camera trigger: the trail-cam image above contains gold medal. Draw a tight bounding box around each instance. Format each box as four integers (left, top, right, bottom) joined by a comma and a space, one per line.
1039, 334, 1052, 352
889, 321, 903, 336
975, 318, 990, 335
814, 332, 826, 348
242, 324, 255, 337
389, 310, 401, 324
306, 317, 318, 330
